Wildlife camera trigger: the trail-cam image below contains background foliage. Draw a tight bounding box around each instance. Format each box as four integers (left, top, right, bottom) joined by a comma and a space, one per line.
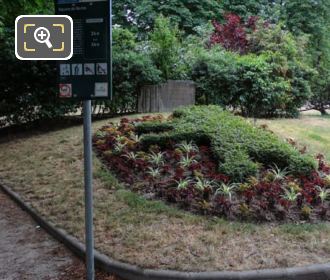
0, 0, 330, 127
113, 0, 223, 35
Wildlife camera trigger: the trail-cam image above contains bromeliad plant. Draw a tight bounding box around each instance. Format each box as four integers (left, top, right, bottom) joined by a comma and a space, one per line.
315, 186, 330, 204
268, 165, 289, 182
147, 167, 161, 179
215, 183, 237, 202
176, 178, 192, 190
281, 186, 301, 203
194, 177, 215, 192
93, 108, 330, 223
179, 155, 198, 168
123, 152, 139, 161
148, 152, 165, 166
176, 141, 199, 154
113, 142, 127, 154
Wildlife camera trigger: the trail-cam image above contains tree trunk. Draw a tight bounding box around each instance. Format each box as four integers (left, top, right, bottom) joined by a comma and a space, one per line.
320, 108, 328, 115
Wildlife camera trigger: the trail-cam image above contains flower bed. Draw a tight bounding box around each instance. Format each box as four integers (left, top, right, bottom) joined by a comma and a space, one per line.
93, 106, 330, 222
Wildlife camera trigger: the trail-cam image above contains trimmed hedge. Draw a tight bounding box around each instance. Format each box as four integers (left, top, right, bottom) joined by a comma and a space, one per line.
135, 122, 175, 135
139, 106, 316, 181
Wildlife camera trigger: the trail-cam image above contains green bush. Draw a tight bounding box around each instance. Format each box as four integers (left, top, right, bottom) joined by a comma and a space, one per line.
92, 27, 163, 115
149, 15, 182, 80
0, 27, 79, 127
135, 122, 174, 134
0, 25, 162, 126
0, 1, 79, 127
191, 22, 314, 118
192, 48, 312, 118
140, 106, 316, 181
103, 49, 162, 114
220, 149, 259, 182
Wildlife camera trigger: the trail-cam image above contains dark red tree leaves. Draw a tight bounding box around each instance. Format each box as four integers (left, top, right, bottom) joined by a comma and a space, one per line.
210, 13, 258, 54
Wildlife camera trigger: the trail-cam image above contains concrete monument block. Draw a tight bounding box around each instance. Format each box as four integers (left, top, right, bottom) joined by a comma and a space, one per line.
138, 80, 195, 113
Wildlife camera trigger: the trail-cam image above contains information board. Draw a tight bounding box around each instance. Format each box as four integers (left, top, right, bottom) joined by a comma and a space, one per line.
55, 0, 112, 100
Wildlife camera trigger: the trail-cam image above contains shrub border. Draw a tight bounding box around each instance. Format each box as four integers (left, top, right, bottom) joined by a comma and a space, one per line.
1, 182, 330, 280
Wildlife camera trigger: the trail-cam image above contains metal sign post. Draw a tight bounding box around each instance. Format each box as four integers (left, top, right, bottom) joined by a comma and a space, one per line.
83, 100, 94, 280
55, 1, 112, 279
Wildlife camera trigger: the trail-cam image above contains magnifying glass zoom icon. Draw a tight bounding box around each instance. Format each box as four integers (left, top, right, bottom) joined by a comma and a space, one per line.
34, 27, 53, 49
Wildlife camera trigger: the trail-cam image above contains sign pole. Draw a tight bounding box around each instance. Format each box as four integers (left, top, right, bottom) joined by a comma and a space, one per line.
55, 0, 112, 279
83, 100, 95, 280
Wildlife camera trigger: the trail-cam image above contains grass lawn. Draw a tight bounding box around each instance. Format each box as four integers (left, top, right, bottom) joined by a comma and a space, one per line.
260, 113, 330, 161
0, 114, 330, 272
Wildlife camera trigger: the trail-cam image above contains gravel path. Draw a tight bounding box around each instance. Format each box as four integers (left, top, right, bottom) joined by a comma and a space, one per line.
0, 190, 118, 280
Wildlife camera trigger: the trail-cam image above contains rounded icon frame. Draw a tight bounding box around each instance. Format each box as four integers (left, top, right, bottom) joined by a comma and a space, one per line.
15, 15, 74, 61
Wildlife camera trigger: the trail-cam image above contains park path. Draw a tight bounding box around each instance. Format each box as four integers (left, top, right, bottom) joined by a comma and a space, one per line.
0, 190, 118, 280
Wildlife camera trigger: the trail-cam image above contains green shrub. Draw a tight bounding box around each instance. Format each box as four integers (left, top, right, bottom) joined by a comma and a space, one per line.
0, 28, 78, 126
103, 50, 162, 114
100, 27, 162, 114
191, 21, 314, 118
220, 149, 259, 182
0, 24, 162, 127
0, 1, 79, 127
149, 15, 181, 80
192, 48, 312, 118
136, 122, 175, 135
139, 106, 316, 181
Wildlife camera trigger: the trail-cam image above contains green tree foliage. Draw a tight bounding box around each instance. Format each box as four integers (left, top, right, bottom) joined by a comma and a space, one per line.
221, 0, 263, 18
0, 0, 77, 127
221, 0, 282, 20
102, 27, 162, 114
192, 21, 313, 118
1, 0, 53, 26
150, 15, 180, 80
310, 58, 330, 115
221, 0, 330, 114
280, 0, 330, 114
248, 22, 314, 112
281, 0, 329, 36
113, 0, 223, 35
112, 0, 137, 30
0, 32, 78, 126
112, 26, 137, 51
192, 49, 293, 117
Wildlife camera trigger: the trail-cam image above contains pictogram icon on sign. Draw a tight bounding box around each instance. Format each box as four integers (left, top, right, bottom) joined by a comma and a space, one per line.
59, 84, 72, 98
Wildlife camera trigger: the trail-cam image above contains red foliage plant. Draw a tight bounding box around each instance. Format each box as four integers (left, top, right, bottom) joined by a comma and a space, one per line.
210, 13, 258, 54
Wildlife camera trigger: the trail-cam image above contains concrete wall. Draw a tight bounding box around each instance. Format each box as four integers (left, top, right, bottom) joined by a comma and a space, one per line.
138, 80, 195, 113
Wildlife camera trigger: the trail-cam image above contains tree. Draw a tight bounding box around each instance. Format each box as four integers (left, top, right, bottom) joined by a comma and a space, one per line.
112, 0, 138, 30
1, 0, 53, 27
210, 14, 258, 54
221, 0, 263, 17
112, 0, 223, 35
105, 27, 162, 114
281, 0, 330, 114
150, 15, 180, 80
221, 0, 281, 20
194, 17, 313, 118
0, 0, 77, 127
